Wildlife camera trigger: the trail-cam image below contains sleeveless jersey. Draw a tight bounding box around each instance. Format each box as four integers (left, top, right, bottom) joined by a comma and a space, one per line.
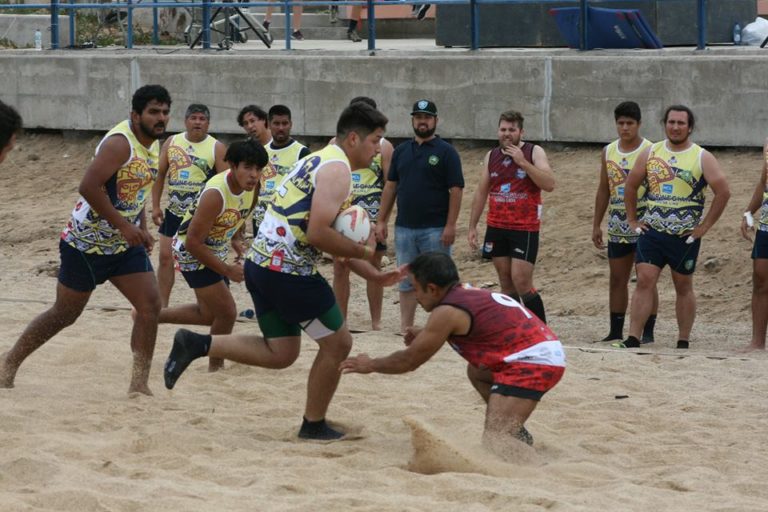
759, 146, 768, 232
165, 133, 218, 218
173, 170, 256, 272
605, 138, 653, 243
643, 141, 706, 235
439, 285, 565, 371
61, 120, 159, 255
252, 139, 309, 230
486, 143, 541, 231
247, 144, 351, 276
350, 151, 384, 220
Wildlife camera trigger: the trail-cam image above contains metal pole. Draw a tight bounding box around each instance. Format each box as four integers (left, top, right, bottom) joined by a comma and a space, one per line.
125, 0, 133, 47
579, 0, 588, 51
68, 0, 75, 47
152, 0, 159, 45
285, 0, 292, 50
470, 0, 478, 50
367, 0, 375, 51
696, 0, 707, 50
202, 0, 211, 49
50, 0, 60, 49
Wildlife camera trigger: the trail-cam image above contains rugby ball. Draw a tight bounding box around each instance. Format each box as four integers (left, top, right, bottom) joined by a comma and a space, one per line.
333, 205, 371, 243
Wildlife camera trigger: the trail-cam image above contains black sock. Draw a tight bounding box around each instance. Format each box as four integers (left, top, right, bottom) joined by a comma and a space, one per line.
602, 312, 625, 341
348, 20, 358, 32
520, 289, 546, 324
676, 339, 689, 349
164, 329, 211, 390
642, 314, 657, 341
298, 417, 344, 440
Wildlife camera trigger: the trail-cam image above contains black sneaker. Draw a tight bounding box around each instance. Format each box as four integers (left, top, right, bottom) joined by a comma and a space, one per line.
347, 30, 362, 42
291, 30, 305, 41
416, 4, 431, 20
298, 417, 345, 440
262, 20, 270, 31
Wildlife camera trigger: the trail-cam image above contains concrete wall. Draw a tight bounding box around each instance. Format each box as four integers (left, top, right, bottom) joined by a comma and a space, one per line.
0, 14, 73, 48
1, 49, 767, 146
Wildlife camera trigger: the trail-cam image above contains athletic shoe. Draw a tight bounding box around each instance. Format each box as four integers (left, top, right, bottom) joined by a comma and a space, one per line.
329, 4, 338, 24
164, 328, 210, 390
611, 336, 640, 349
262, 20, 270, 31
291, 30, 305, 41
347, 30, 362, 42
416, 4, 431, 20
298, 417, 345, 440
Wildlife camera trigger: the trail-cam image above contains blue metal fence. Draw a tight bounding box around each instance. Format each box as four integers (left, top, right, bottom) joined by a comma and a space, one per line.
0, 0, 711, 51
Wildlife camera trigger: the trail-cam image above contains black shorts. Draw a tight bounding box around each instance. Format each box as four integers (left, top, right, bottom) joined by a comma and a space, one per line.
181, 267, 229, 289
753, 230, 768, 259
58, 240, 153, 292
244, 260, 336, 324
607, 241, 637, 259
159, 210, 183, 238
635, 228, 701, 275
482, 227, 539, 264
375, 242, 387, 252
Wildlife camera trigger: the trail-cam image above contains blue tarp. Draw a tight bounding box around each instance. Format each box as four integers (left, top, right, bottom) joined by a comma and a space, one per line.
549, 6, 663, 49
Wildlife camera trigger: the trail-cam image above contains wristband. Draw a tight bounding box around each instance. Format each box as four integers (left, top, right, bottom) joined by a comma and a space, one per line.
744, 211, 755, 228
362, 245, 371, 259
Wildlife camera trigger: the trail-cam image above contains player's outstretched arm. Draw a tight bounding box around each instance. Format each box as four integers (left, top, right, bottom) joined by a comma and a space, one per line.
340, 305, 459, 375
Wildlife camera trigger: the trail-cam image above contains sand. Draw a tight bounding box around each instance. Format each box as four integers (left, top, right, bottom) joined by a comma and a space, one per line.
1, 132, 767, 511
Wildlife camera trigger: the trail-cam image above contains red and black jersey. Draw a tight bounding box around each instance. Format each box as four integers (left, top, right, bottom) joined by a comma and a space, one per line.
439, 284, 563, 372
486, 143, 542, 232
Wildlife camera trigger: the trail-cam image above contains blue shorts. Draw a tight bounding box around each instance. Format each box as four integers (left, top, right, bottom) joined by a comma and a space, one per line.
607, 241, 637, 259
752, 229, 768, 259
181, 267, 229, 289
635, 228, 701, 275
159, 210, 183, 238
58, 240, 153, 292
395, 225, 451, 292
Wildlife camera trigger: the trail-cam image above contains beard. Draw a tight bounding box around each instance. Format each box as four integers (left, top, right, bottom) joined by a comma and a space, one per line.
413, 125, 436, 139
138, 119, 165, 140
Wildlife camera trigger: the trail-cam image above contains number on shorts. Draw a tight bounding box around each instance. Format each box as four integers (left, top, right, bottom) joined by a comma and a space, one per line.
491, 292, 533, 319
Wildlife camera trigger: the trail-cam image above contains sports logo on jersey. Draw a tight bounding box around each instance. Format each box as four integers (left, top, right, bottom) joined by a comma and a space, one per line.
265, 180, 275, 190
502, 157, 512, 167
618, 186, 624, 197
180, 170, 190, 180
620, 158, 629, 168
352, 173, 362, 182
516, 169, 526, 179
276, 226, 287, 237
662, 184, 674, 194
669, 156, 678, 165
428, 155, 439, 166
187, 145, 195, 154
500, 183, 511, 194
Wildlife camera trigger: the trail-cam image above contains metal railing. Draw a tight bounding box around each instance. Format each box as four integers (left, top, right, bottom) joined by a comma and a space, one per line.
0, 0, 711, 51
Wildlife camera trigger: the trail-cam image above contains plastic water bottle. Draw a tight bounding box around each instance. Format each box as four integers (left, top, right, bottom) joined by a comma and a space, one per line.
733, 23, 742, 46
34, 29, 42, 50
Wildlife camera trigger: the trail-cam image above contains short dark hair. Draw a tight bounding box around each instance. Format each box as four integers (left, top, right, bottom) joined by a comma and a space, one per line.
131, 85, 172, 114
614, 101, 641, 122
237, 105, 267, 127
408, 252, 460, 290
0, 100, 23, 150
349, 96, 377, 109
499, 110, 524, 129
225, 138, 269, 168
336, 102, 388, 140
268, 104, 292, 122
663, 104, 695, 131
185, 103, 210, 119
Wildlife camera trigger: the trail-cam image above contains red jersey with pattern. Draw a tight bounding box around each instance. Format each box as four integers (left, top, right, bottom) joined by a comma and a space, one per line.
486, 143, 541, 232
439, 284, 561, 372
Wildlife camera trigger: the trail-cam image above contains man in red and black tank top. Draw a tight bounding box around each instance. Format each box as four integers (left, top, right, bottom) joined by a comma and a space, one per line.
468, 111, 555, 323
341, 252, 565, 455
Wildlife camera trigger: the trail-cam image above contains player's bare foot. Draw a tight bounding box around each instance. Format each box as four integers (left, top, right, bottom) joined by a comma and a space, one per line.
208, 357, 225, 372
128, 382, 153, 396
0, 352, 17, 388
371, 321, 382, 331
737, 343, 766, 353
